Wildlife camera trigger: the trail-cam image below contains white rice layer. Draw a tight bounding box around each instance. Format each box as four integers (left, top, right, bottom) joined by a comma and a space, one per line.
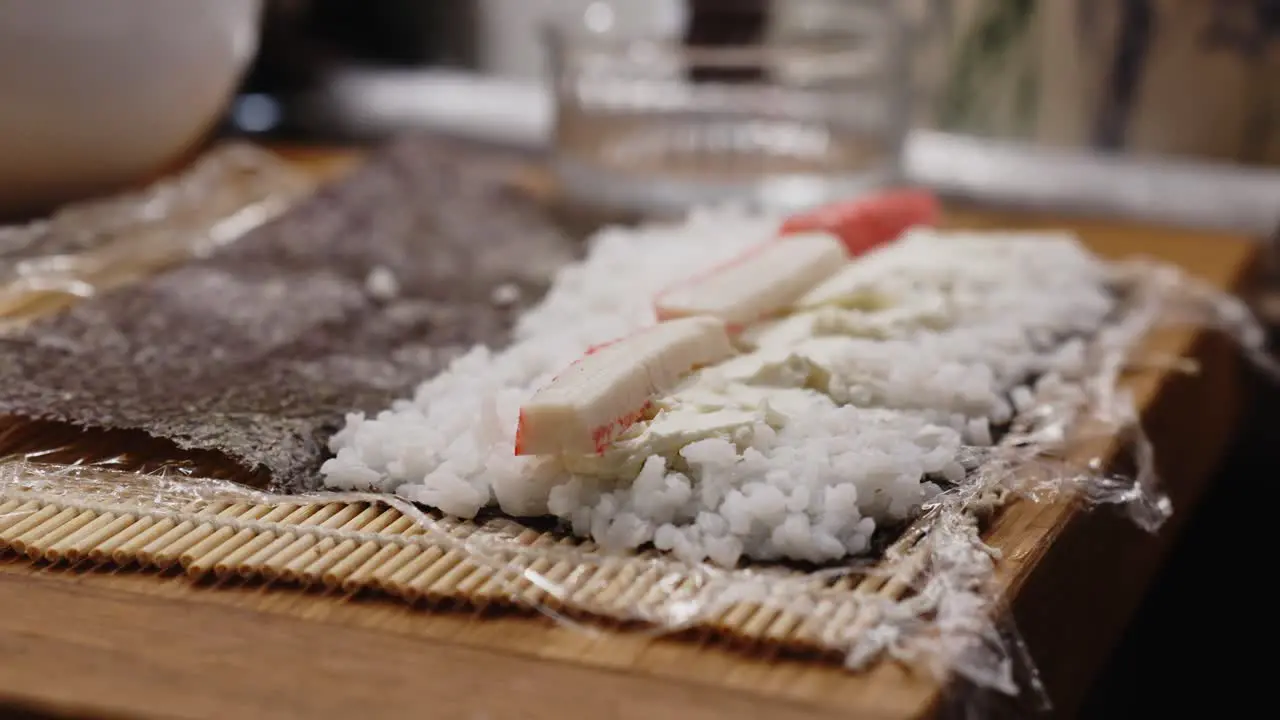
321, 210, 1117, 566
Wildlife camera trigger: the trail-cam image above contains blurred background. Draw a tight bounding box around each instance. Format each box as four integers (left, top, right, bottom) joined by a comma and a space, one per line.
4, 0, 1276, 228
205, 0, 1280, 236
232, 0, 1279, 165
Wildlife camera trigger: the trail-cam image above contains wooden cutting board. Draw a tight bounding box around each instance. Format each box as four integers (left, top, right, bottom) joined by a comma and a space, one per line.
0, 145, 1261, 720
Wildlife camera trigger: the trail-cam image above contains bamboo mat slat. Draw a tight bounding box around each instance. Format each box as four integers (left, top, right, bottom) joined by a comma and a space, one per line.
0, 467, 928, 657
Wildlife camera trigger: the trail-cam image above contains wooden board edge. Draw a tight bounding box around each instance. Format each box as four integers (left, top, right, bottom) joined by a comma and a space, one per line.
929, 244, 1259, 716
0, 571, 897, 720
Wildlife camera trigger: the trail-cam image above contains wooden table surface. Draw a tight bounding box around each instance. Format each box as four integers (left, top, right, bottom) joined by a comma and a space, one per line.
0, 143, 1264, 720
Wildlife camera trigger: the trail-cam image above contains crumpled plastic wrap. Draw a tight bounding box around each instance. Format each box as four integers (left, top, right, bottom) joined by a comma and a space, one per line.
0, 143, 315, 329
1, 249, 1273, 710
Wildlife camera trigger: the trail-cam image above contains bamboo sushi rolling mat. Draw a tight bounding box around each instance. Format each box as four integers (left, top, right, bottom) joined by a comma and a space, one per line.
0, 143, 1259, 720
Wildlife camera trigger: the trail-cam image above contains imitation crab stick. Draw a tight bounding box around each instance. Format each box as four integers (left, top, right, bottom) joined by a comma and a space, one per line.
779, 188, 940, 257
653, 231, 846, 330
650, 190, 938, 330
514, 316, 734, 456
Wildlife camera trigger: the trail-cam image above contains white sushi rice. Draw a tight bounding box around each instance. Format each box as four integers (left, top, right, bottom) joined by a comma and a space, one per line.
321, 209, 1118, 566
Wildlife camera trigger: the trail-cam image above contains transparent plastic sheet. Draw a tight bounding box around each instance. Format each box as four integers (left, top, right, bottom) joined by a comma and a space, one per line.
1, 254, 1270, 712
0, 143, 315, 329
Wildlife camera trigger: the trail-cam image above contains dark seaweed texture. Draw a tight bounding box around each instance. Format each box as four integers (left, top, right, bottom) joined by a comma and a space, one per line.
0, 135, 573, 489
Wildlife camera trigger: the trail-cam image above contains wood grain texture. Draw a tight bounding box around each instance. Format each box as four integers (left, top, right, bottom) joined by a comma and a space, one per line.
0, 146, 1261, 720
0, 571, 854, 720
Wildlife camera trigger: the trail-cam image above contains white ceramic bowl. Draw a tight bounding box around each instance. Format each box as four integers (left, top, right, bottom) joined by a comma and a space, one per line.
0, 0, 262, 218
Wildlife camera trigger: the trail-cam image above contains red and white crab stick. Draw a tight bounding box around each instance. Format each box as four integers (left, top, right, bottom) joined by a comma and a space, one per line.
780, 188, 941, 256
515, 189, 939, 458
514, 317, 734, 456
653, 231, 846, 331
653, 188, 940, 330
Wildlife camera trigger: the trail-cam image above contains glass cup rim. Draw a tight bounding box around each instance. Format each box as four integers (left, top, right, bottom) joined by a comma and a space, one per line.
542, 27, 897, 78
540, 1, 899, 53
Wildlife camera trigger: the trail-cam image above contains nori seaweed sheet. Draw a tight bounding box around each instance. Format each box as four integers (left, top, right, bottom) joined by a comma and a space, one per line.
0, 135, 574, 490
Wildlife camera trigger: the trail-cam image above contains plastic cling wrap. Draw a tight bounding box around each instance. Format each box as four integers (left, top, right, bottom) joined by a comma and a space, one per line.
1, 239, 1270, 706
0, 144, 315, 329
